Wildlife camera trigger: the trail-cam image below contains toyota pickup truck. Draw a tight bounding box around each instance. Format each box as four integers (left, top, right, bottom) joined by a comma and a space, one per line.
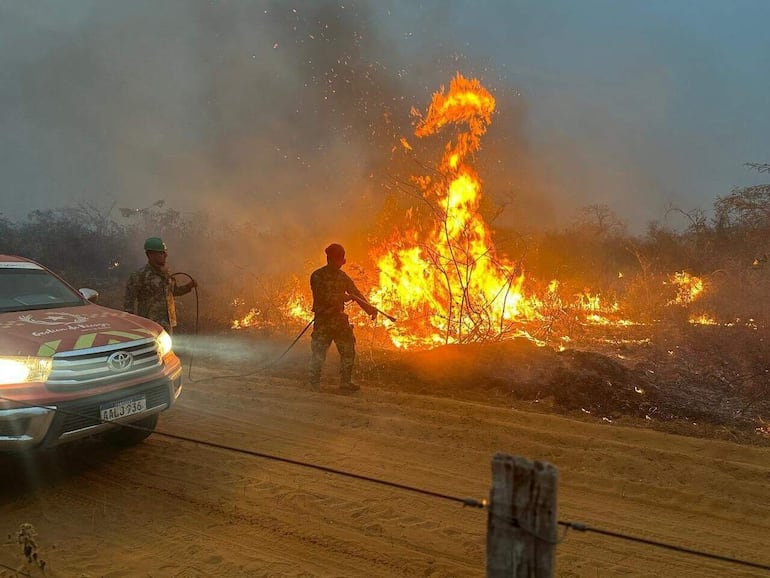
0, 255, 183, 449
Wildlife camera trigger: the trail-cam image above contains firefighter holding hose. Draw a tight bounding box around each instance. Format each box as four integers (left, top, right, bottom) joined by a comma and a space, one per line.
308, 243, 378, 392
124, 237, 197, 335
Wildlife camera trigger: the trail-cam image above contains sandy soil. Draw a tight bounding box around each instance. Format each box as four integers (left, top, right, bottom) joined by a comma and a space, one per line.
1, 335, 769, 577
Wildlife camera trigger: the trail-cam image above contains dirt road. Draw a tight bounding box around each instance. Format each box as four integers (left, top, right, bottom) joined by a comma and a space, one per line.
1, 344, 769, 577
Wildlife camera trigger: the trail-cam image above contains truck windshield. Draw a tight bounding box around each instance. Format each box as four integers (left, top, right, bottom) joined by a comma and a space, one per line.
0, 269, 85, 313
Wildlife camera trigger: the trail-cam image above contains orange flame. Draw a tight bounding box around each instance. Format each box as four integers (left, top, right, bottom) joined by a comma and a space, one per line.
230, 77, 702, 347
370, 75, 545, 349
669, 271, 704, 305
284, 295, 313, 322
232, 307, 262, 329
689, 313, 717, 325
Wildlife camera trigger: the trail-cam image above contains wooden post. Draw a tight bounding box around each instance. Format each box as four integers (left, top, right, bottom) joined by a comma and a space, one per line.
487, 453, 558, 577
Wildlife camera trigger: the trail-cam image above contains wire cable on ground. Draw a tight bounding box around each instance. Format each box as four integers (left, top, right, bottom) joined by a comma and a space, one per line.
3, 394, 769, 573
558, 520, 770, 572
487, 512, 770, 572
0, 394, 484, 510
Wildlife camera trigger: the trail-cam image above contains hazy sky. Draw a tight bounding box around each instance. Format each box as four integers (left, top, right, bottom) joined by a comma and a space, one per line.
1, 0, 768, 234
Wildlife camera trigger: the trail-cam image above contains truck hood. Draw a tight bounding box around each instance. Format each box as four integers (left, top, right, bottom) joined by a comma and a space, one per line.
0, 304, 162, 357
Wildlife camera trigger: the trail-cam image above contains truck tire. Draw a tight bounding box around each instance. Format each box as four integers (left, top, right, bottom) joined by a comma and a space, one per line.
100, 413, 159, 447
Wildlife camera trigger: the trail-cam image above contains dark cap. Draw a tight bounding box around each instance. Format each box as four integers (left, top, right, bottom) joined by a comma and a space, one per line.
325, 243, 345, 259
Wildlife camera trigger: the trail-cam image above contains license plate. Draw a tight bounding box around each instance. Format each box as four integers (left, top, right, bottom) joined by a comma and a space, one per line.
100, 395, 147, 421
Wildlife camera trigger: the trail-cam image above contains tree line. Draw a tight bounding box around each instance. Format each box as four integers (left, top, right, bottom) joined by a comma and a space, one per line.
1, 164, 769, 332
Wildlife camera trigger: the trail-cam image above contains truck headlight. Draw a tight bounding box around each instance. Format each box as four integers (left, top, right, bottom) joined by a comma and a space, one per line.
0, 356, 53, 385
156, 330, 173, 358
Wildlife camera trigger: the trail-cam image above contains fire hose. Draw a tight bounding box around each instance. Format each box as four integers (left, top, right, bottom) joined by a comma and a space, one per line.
170, 272, 199, 380
170, 276, 395, 383
347, 293, 397, 322
273, 318, 314, 364
272, 294, 394, 364
274, 295, 395, 360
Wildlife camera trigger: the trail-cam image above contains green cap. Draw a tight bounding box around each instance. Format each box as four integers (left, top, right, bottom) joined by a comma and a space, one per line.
144, 237, 167, 252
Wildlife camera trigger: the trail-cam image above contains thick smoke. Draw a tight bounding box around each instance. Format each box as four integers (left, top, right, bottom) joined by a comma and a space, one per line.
3, 1, 770, 239
0, 0, 546, 280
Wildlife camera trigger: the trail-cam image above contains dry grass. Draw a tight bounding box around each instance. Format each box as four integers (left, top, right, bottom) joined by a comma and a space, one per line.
2, 523, 47, 577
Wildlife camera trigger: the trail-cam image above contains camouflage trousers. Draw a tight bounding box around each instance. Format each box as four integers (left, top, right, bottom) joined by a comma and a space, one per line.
309, 315, 356, 386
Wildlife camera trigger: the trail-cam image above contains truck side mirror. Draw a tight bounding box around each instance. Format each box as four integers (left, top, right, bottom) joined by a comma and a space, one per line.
79, 288, 99, 303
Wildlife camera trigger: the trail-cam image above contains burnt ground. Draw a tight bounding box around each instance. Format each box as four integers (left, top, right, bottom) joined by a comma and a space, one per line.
189, 322, 770, 446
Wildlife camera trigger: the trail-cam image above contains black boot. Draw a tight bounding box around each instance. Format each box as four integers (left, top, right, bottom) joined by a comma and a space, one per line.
339, 381, 360, 392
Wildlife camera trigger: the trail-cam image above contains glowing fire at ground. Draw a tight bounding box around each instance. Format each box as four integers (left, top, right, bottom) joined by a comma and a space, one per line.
689, 314, 717, 325
231, 287, 312, 330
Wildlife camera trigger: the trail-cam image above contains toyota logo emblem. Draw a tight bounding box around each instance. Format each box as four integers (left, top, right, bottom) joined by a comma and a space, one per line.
107, 351, 134, 371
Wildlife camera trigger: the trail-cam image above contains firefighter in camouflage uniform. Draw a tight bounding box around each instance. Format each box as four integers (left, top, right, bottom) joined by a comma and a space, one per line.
309, 243, 377, 392
124, 237, 197, 334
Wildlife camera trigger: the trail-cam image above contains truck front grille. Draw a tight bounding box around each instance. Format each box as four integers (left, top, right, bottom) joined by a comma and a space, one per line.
46, 338, 162, 392
56, 383, 170, 433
